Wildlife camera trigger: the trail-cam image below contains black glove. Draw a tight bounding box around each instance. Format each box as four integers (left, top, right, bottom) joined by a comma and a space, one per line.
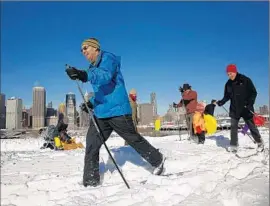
216, 100, 223, 106
179, 87, 184, 93
80, 101, 93, 113
173, 102, 178, 108
66, 67, 88, 83
245, 104, 253, 111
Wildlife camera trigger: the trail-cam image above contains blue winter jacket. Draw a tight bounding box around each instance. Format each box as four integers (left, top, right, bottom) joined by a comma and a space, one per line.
84, 50, 132, 118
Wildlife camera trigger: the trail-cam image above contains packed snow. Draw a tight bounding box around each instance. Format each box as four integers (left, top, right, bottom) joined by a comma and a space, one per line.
1, 128, 269, 206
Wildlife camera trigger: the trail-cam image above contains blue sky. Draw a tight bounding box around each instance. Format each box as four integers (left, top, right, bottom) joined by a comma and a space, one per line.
1, 1, 269, 115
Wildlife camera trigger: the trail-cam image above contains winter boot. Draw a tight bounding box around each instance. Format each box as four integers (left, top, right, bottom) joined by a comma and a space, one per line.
227, 145, 238, 153
83, 179, 100, 187
83, 159, 100, 187
198, 140, 205, 144
257, 140, 264, 152
153, 154, 166, 175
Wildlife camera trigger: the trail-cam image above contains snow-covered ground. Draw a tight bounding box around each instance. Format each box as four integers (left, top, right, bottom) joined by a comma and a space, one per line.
1, 128, 269, 206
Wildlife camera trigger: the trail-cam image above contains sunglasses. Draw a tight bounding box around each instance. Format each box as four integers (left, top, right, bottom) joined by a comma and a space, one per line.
81, 45, 89, 52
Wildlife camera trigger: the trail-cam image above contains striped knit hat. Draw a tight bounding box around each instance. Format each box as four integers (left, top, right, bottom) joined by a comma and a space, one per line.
81, 38, 100, 49
129, 88, 137, 95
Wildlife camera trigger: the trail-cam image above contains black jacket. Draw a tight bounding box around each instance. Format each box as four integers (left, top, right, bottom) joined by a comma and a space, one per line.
218, 73, 257, 119
204, 104, 216, 116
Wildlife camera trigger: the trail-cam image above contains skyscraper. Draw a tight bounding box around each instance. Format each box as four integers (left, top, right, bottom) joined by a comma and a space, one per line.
150, 92, 157, 118
6, 97, 23, 130
66, 93, 76, 107
0, 93, 6, 129
46, 101, 56, 117
66, 92, 76, 129
32, 87, 46, 128
259, 105, 269, 115
139, 103, 154, 125
80, 91, 94, 127
47, 101, 53, 108
26, 108, 32, 128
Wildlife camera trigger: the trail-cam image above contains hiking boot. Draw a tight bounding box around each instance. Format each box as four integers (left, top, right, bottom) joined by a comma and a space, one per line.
198, 140, 205, 145
227, 145, 238, 153
153, 154, 166, 175
83, 179, 100, 187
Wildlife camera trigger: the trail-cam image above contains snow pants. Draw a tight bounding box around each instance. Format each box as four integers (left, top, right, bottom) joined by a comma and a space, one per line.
83, 114, 163, 186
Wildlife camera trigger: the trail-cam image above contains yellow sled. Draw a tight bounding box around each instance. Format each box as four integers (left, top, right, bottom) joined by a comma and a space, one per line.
203, 114, 217, 135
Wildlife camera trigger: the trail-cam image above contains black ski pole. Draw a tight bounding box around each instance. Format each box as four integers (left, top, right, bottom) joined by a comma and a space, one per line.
66, 64, 130, 189
221, 105, 256, 144
174, 107, 181, 141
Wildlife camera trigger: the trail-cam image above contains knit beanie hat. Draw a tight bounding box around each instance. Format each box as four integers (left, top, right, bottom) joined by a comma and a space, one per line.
226, 64, 237, 73
129, 89, 137, 95
82, 38, 100, 49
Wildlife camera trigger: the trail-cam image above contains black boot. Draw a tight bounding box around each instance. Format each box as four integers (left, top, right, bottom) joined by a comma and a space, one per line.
197, 132, 205, 144
83, 159, 100, 187
198, 140, 205, 144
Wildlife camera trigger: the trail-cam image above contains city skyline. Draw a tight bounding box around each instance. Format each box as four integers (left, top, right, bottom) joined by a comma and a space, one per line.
1, 89, 269, 130
1, 2, 268, 116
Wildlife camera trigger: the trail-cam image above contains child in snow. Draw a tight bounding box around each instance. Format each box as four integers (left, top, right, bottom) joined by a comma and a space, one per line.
193, 111, 206, 144
204, 99, 217, 116
192, 102, 207, 144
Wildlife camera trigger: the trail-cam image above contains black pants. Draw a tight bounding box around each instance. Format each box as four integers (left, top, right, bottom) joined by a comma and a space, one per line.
83, 114, 163, 185
197, 132, 205, 143
230, 117, 262, 146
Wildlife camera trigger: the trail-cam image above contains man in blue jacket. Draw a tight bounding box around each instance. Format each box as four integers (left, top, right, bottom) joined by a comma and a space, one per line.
66, 38, 165, 187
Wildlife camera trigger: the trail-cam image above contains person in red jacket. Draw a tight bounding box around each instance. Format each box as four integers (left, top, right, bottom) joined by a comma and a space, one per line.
173, 83, 198, 140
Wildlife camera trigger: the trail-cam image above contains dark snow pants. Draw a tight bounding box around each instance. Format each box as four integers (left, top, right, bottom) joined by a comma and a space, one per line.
83, 114, 163, 185
230, 117, 262, 146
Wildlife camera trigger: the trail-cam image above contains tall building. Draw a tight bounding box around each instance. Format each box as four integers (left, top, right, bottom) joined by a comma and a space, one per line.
32, 87, 46, 128
6, 97, 23, 130
22, 109, 29, 128
46, 116, 58, 126
66, 92, 76, 129
80, 91, 94, 127
150, 92, 157, 117
0, 93, 6, 129
259, 105, 269, 115
45, 102, 57, 126
139, 103, 154, 125
47, 101, 53, 108
46, 101, 56, 118
26, 108, 32, 128
46, 107, 57, 117
66, 93, 76, 107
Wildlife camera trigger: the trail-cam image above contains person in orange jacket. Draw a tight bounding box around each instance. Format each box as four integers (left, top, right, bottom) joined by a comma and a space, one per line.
192, 111, 206, 144
125, 88, 139, 145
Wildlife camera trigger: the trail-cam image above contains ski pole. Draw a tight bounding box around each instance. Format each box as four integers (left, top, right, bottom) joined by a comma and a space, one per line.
66, 64, 130, 189
244, 106, 257, 116
175, 107, 181, 141
221, 106, 256, 144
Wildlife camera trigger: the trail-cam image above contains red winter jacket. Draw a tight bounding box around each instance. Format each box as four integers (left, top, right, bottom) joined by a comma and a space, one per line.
177, 90, 198, 114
